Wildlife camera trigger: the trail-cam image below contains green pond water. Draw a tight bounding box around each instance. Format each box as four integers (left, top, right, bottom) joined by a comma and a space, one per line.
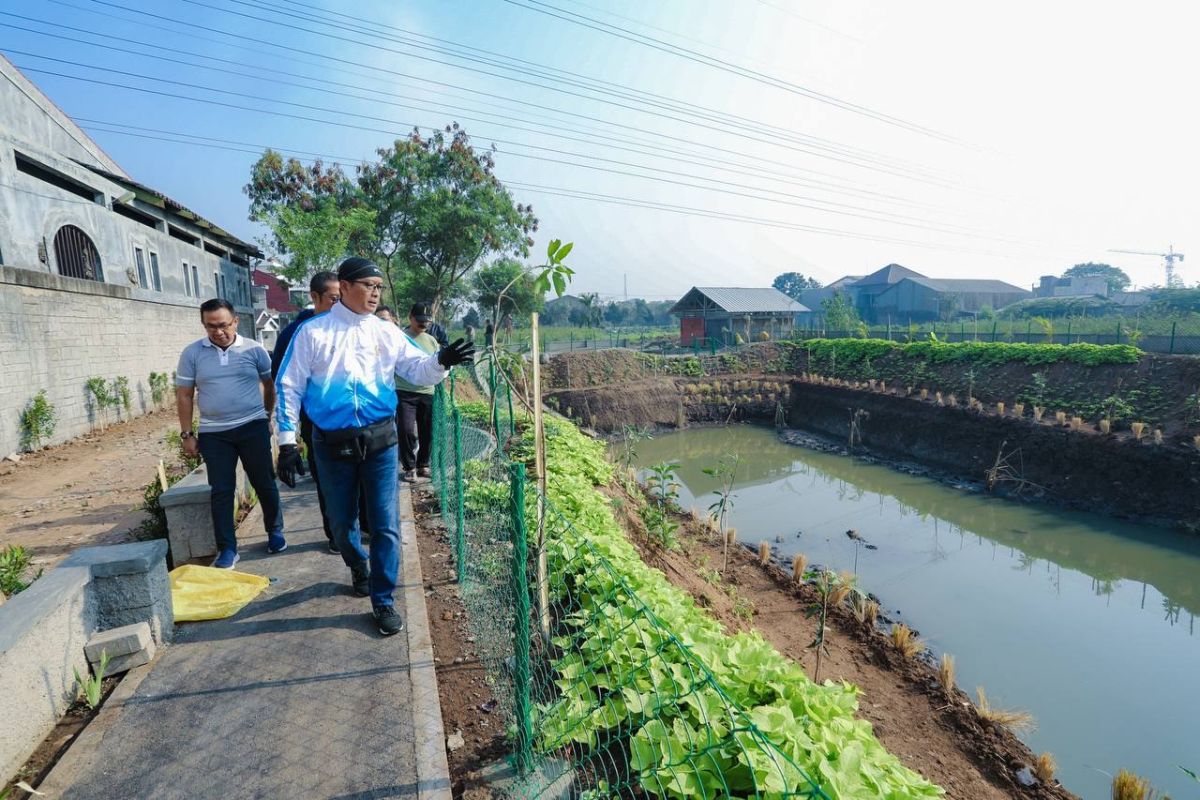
632, 425, 1200, 800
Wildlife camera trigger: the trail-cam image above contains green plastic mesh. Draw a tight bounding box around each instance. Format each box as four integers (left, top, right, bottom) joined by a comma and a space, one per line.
428, 363, 829, 800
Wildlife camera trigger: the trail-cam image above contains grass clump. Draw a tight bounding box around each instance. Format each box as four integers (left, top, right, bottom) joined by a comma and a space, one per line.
975, 687, 1035, 732
1131, 421, 1147, 440
1110, 769, 1156, 800
938, 653, 955, 695
758, 540, 770, 565
889, 623, 924, 658
1034, 752, 1056, 784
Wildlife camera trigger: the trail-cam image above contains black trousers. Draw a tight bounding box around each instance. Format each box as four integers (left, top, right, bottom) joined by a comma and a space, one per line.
302, 417, 370, 538
397, 391, 433, 471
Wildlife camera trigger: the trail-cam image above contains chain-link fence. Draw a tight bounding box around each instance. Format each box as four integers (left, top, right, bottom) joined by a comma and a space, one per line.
427, 362, 829, 799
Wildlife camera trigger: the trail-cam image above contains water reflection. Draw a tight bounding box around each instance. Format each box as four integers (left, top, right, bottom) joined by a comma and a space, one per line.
630, 425, 1200, 799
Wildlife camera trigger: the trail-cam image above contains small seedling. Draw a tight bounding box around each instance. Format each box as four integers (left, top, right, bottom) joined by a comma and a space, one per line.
938, 653, 956, 695
1034, 752, 1056, 784
74, 650, 109, 710
1, 545, 41, 596
975, 687, 1034, 732
19, 390, 57, 451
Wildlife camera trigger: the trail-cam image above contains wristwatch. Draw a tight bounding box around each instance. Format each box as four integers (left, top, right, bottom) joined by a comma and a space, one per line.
181, 431, 196, 440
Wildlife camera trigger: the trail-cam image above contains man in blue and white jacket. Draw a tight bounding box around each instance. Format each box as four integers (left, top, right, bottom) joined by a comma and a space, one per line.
275, 257, 474, 636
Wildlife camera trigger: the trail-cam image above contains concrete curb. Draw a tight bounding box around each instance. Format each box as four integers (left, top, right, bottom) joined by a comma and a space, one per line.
400, 481, 453, 800
35, 658, 158, 796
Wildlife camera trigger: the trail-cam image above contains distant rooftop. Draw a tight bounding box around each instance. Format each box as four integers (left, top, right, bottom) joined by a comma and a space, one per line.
671, 287, 808, 314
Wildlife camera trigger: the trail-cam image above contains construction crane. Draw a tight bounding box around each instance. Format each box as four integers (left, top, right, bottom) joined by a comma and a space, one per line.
1109, 245, 1186, 288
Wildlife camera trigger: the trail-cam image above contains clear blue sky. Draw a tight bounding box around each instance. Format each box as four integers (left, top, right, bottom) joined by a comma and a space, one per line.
3, 0, 1196, 298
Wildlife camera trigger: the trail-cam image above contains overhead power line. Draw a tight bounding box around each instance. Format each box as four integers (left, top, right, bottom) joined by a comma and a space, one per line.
0, 16, 946, 209
500, 0, 968, 145
73, 0, 960, 186
11, 56, 1027, 243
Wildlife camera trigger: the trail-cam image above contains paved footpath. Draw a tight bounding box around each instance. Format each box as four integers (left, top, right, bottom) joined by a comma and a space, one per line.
40, 478, 450, 800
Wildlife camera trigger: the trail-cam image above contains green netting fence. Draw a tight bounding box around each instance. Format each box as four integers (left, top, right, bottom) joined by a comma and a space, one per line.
428, 360, 829, 800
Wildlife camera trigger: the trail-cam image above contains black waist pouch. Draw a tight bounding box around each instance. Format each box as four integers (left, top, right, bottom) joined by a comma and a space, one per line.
317, 418, 398, 461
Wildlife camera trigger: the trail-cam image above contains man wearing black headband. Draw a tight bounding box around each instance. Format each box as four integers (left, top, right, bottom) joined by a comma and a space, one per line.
274, 257, 474, 636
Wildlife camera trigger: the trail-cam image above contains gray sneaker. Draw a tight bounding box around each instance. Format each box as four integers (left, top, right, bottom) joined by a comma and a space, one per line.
373, 606, 404, 636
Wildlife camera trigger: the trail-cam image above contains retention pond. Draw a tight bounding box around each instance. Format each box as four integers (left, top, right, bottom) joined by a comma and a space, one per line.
634, 425, 1200, 800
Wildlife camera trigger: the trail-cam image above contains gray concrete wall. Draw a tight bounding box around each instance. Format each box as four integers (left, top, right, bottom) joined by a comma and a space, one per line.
0, 540, 172, 784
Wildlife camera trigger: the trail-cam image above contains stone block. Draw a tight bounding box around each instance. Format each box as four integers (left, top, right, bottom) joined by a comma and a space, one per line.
85, 622, 151, 662
95, 639, 155, 675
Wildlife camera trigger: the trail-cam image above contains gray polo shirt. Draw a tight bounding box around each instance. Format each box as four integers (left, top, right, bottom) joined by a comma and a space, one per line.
176, 335, 272, 432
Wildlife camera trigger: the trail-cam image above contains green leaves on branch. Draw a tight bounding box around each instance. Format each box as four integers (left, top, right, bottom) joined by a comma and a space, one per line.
533, 238, 576, 299
263, 201, 377, 284
19, 390, 56, 451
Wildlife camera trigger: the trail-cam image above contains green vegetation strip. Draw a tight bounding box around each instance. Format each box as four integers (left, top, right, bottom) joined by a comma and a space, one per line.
794, 338, 1141, 368
447, 398, 942, 799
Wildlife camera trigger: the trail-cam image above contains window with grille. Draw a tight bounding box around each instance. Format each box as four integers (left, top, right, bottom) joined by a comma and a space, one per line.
53, 225, 103, 281
134, 247, 147, 288
182, 260, 191, 296
149, 252, 162, 291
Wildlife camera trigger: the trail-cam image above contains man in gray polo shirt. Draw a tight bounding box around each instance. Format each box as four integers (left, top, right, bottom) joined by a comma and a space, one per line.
176, 298, 285, 569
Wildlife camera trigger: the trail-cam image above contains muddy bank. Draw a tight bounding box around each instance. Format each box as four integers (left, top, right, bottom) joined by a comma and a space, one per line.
787, 382, 1200, 530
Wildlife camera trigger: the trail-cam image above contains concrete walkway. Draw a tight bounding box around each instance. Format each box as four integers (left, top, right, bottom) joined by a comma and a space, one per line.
40, 478, 450, 800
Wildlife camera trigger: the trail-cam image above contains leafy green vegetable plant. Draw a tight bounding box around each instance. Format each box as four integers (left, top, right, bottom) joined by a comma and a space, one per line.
702, 455, 739, 570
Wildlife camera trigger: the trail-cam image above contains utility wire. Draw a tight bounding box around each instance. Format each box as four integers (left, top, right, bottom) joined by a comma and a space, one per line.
78, 0, 960, 186
48, 0, 970, 194
0, 16, 944, 209
10, 55, 1020, 240
500, 0, 968, 145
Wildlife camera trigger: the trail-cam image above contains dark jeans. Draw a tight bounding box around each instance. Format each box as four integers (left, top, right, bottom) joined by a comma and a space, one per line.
397, 390, 433, 471
197, 418, 283, 554
313, 438, 401, 608
301, 420, 370, 540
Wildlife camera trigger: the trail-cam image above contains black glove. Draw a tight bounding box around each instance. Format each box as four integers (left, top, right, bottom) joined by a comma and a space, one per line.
438, 337, 475, 368
276, 444, 306, 488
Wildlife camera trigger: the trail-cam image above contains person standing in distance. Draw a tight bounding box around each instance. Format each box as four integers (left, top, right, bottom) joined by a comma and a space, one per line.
396, 303, 439, 482
176, 299, 286, 569
271, 271, 340, 553
274, 257, 474, 636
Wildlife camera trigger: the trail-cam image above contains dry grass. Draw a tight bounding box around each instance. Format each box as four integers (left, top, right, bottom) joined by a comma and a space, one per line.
889, 623, 925, 658
878, 381, 887, 393
975, 687, 1035, 732
1153, 429, 1163, 445
849, 591, 879, 627
1013, 402, 1025, 417
935, 391, 944, 406
1055, 410, 1067, 425
829, 579, 853, 607
1110, 769, 1153, 800
1194, 434, 1200, 450
938, 653, 956, 695
996, 401, 1006, 416
1131, 421, 1146, 440
791, 553, 808, 584
758, 540, 771, 565
919, 388, 929, 400
1034, 752, 1056, 784
863, 598, 879, 627
1099, 418, 1112, 434
1033, 405, 1045, 422
946, 393, 957, 407
726, 527, 738, 545
1071, 415, 1084, 430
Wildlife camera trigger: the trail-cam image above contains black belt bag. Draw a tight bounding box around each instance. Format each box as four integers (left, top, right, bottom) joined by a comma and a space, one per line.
316, 418, 398, 462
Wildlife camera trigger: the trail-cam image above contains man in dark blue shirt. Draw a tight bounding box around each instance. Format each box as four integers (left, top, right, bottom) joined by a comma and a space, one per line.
271, 271, 340, 551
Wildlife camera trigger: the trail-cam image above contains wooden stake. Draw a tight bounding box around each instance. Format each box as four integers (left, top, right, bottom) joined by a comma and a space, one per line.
157, 459, 169, 492
531, 313, 550, 642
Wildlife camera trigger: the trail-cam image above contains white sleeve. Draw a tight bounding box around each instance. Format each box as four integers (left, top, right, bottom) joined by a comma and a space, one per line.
275, 325, 313, 446
392, 330, 448, 388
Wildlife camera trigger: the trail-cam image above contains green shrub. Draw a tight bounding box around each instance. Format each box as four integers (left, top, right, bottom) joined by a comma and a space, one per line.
19, 390, 56, 451
0, 545, 41, 597
148, 372, 171, 408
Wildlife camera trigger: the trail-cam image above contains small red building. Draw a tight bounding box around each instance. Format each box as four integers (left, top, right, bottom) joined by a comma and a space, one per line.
252, 268, 297, 313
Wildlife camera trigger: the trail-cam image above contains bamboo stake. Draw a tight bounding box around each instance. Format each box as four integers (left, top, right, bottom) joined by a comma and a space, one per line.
531, 313, 550, 643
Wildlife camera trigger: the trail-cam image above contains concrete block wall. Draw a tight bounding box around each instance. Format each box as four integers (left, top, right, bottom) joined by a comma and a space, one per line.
0, 265, 253, 456
0, 540, 172, 783
161, 462, 253, 565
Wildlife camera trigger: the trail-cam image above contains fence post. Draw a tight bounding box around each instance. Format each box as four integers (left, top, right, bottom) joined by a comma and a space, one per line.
509, 461, 533, 776
453, 407, 465, 583
507, 382, 516, 439
992, 320, 998, 342
436, 385, 448, 495
1116, 322, 1122, 344
1170, 321, 1177, 354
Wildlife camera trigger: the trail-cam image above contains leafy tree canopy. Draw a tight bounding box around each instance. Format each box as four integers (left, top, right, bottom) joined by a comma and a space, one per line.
261, 199, 376, 284
1062, 262, 1130, 294
772, 272, 822, 300
473, 257, 545, 325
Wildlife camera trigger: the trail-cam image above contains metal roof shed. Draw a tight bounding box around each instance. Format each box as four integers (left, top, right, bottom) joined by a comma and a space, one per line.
670, 287, 808, 345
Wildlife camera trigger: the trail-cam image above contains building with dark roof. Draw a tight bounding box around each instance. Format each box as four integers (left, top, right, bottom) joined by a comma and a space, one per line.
670, 286, 808, 345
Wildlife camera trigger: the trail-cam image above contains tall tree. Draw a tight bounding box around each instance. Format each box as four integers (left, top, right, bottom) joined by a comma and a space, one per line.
260, 199, 376, 284
772, 272, 822, 300
473, 257, 545, 326
1062, 262, 1130, 294
820, 293, 859, 331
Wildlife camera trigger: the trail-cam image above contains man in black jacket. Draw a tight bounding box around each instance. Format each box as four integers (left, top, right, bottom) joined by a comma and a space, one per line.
271, 271, 341, 551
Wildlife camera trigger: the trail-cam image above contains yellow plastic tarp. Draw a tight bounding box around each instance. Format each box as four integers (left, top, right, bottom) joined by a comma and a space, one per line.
169, 564, 270, 622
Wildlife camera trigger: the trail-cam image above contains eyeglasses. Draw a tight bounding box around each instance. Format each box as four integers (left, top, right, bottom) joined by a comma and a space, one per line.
354, 281, 385, 295
203, 321, 237, 332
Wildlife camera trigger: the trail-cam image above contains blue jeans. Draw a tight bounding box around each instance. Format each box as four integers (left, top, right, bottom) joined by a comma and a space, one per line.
197, 418, 284, 554
313, 438, 400, 608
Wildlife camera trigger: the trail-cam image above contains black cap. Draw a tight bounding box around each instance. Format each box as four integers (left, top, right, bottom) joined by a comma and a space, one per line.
337, 256, 383, 282
410, 302, 433, 323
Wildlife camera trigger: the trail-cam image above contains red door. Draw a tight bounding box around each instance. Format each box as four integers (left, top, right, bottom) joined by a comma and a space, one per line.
681, 317, 704, 346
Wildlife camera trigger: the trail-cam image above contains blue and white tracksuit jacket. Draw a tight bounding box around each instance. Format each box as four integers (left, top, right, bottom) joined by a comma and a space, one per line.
275, 301, 447, 446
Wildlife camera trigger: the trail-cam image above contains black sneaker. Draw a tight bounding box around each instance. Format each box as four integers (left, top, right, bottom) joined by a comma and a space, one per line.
351, 565, 370, 597
373, 605, 404, 636
326, 536, 341, 555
